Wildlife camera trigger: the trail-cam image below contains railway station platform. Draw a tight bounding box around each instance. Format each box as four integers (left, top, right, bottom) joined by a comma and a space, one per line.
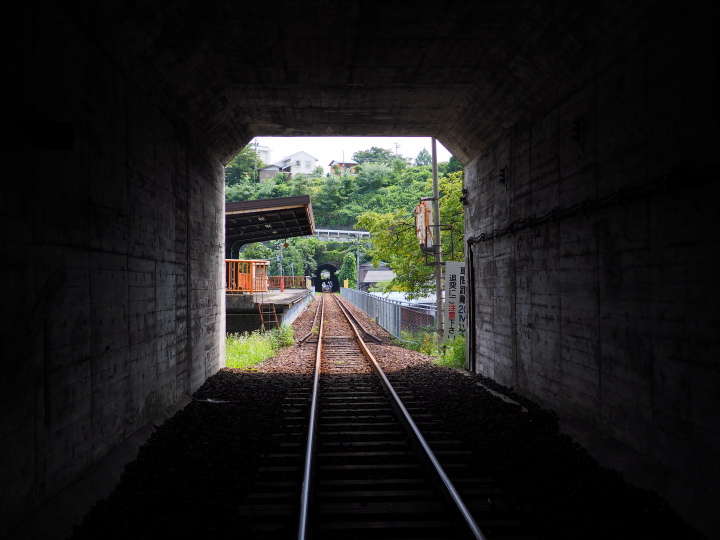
226, 288, 315, 334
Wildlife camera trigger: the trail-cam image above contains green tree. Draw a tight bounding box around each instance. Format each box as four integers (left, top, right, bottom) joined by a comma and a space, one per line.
340, 171, 358, 199
225, 143, 265, 185
319, 174, 345, 209
293, 237, 323, 276
337, 252, 357, 288
356, 171, 464, 298
390, 157, 410, 173
239, 242, 273, 261
225, 180, 258, 202
352, 146, 396, 165
357, 210, 432, 298
414, 148, 432, 167
281, 243, 306, 276
436, 171, 465, 261
357, 162, 391, 194
287, 173, 314, 197
446, 156, 462, 175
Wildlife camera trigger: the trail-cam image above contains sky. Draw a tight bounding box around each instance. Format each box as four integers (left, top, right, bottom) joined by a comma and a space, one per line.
255, 136, 453, 173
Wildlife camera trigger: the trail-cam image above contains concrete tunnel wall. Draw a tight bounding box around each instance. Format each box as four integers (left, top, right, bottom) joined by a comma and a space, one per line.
463, 5, 720, 528
1, 4, 226, 536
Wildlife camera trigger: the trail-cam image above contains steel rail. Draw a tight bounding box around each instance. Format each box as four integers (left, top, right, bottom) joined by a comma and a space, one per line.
297, 294, 324, 540
330, 294, 488, 540
333, 295, 382, 344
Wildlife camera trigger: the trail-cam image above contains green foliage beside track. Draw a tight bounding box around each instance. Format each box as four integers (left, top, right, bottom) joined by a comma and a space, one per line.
225, 325, 294, 369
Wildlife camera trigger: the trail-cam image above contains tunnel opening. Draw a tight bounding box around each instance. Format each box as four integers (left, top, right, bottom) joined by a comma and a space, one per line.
315, 263, 339, 293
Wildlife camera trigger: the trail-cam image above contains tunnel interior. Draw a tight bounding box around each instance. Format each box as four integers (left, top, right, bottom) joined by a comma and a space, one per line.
2, 1, 719, 538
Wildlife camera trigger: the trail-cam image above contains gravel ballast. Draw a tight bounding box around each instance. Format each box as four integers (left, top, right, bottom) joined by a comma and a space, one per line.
71, 296, 703, 539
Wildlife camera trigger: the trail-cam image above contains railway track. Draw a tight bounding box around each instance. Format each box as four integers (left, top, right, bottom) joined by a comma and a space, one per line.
240, 293, 530, 539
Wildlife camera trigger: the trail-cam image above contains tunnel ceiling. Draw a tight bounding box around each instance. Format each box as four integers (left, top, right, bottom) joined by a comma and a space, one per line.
64, 0, 630, 164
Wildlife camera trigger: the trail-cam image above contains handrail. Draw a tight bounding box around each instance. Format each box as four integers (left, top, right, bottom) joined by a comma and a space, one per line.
268, 275, 308, 289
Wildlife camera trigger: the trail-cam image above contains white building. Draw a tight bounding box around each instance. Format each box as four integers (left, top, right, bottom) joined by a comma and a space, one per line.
254, 144, 271, 165
271, 151, 318, 177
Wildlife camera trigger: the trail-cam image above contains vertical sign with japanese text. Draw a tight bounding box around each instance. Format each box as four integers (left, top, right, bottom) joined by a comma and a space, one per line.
444, 261, 467, 343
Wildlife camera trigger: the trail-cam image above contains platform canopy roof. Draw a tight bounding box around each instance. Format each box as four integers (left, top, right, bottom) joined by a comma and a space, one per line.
226, 195, 315, 248
362, 270, 397, 284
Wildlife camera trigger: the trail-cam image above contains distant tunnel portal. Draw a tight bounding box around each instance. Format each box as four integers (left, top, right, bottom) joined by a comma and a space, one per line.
315, 264, 339, 293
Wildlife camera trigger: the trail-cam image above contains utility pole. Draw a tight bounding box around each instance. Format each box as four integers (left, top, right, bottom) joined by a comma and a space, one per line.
356, 234, 361, 290
432, 138, 444, 352
278, 241, 284, 292
254, 138, 258, 179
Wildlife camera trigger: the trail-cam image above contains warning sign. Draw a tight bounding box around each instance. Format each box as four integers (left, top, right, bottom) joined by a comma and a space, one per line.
443, 261, 466, 343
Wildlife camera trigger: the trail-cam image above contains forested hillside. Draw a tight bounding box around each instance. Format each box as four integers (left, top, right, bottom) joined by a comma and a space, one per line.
225, 144, 461, 229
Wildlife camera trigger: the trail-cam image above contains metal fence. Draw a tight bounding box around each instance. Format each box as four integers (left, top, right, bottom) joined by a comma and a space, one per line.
226, 314, 264, 335
340, 288, 437, 343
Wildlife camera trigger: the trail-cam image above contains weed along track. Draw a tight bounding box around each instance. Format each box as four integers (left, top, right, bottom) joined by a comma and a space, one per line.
243, 293, 527, 539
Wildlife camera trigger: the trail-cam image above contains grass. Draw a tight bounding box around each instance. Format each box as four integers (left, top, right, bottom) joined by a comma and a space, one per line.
225, 325, 295, 369
393, 327, 439, 356
435, 335, 466, 369
392, 330, 466, 370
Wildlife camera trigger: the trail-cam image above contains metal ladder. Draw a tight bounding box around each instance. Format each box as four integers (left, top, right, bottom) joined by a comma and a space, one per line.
257, 292, 279, 332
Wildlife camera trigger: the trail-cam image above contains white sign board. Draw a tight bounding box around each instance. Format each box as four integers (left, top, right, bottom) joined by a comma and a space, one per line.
444, 261, 467, 343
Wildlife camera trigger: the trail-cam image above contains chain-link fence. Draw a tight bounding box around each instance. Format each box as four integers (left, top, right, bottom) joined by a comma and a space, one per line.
340, 288, 437, 345
226, 314, 264, 335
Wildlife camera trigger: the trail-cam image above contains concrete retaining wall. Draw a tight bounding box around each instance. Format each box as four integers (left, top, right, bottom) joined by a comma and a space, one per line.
464, 3, 719, 530
0, 3, 226, 535
280, 291, 315, 327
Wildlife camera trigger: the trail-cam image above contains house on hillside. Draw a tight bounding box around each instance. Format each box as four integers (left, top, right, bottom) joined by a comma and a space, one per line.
359, 262, 395, 292
260, 151, 318, 181
329, 159, 358, 174
258, 164, 288, 181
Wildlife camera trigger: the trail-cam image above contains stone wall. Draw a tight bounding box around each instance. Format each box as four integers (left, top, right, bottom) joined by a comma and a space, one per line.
464, 1, 719, 516
0, 3, 226, 535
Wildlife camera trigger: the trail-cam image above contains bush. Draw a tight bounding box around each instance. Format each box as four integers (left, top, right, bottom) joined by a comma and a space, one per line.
392, 327, 438, 356
391, 330, 466, 370
225, 325, 295, 369
436, 334, 466, 369
271, 324, 295, 348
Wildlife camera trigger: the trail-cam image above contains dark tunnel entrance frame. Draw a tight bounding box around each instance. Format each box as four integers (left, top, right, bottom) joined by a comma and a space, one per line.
315, 263, 339, 293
